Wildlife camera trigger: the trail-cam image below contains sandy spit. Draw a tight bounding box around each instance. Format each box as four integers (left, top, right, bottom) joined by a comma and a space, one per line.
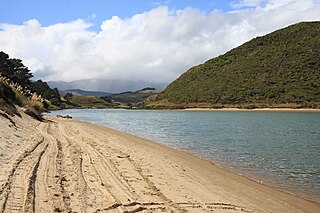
182, 108, 320, 112
0, 112, 319, 212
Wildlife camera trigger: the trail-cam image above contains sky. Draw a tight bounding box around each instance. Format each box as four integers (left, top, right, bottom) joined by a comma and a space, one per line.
0, 0, 320, 83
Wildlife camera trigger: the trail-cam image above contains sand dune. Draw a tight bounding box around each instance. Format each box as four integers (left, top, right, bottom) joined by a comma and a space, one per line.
0, 112, 319, 212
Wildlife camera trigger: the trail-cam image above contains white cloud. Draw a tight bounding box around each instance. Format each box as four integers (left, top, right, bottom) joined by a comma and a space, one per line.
88, 13, 97, 20
152, 0, 171, 6
231, 0, 268, 8
0, 0, 320, 83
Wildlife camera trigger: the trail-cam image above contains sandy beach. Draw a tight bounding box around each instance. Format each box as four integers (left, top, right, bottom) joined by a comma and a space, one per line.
0, 111, 319, 212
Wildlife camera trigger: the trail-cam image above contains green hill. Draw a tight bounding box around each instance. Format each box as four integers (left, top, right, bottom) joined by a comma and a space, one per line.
64, 96, 113, 109
154, 22, 320, 109
60, 89, 112, 97
102, 88, 161, 107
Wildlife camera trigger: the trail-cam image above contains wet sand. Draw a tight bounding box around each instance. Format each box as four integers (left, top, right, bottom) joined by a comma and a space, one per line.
0, 111, 319, 212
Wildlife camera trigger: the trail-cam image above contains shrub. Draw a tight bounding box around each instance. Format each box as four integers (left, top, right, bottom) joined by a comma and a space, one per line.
25, 106, 43, 121
29, 100, 45, 113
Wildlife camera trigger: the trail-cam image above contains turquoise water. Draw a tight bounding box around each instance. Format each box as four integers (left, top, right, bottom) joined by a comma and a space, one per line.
49, 109, 320, 200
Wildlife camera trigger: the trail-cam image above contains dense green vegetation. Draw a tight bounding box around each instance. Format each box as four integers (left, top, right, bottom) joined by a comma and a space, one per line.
156, 22, 320, 108
0, 52, 32, 87
0, 51, 62, 109
28, 80, 61, 107
0, 76, 45, 120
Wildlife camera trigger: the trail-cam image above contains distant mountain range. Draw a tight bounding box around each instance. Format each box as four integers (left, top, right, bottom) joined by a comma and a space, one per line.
48, 79, 168, 93
155, 22, 320, 108
60, 89, 112, 97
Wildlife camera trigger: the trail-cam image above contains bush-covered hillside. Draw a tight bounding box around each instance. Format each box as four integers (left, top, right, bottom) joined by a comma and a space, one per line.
102, 88, 161, 107
64, 96, 112, 109
156, 22, 320, 108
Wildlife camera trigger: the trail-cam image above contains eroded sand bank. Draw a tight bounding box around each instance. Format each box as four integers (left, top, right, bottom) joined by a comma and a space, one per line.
0, 113, 319, 212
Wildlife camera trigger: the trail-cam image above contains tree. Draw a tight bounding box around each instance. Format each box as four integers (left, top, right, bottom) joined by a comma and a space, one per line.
50, 88, 62, 106
63, 93, 73, 102
27, 80, 62, 107
0, 51, 33, 86
0, 52, 62, 107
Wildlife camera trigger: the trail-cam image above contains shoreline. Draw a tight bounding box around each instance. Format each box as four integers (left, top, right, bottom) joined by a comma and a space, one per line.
182, 107, 320, 112
166, 133, 320, 203
132, 132, 320, 204
63, 117, 320, 209
179, 146, 319, 203
50, 116, 320, 204
1, 112, 319, 212
48, 109, 320, 201
49, 106, 320, 112
48, 110, 320, 202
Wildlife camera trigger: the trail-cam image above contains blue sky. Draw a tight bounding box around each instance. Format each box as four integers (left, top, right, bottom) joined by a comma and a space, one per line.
0, 0, 232, 30
0, 0, 320, 83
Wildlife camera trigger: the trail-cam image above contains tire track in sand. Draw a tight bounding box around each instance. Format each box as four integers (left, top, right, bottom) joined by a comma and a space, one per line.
62, 121, 253, 213
48, 121, 88, 212
58, 121, 128, 212
62, 121, 184, 212
35, 122, 73, 212
0, 135, 48, 213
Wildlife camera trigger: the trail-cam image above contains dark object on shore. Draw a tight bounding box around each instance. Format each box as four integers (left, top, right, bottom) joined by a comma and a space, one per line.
56, 114, 72, 119
117, 154, 130, 158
